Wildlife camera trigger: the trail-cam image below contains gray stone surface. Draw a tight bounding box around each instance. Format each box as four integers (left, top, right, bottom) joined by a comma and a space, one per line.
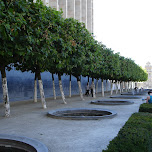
110, 95, 142, 99
47, 108, 117, 120
0, 92, 146, 152
0, 134, 48, 152
91, 99, 134, 105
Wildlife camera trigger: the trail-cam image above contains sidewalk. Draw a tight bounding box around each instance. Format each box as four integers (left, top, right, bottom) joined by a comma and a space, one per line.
0, 92, 146, 152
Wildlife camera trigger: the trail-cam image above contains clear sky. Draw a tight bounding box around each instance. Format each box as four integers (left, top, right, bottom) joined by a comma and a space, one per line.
93, 0, 152, 68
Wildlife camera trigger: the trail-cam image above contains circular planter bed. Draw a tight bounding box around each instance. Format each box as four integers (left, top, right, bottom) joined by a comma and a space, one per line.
47, 108, 117, 120
110, 95, 142, 99
0, 134, 48, 152
121, 92, 145, 95
91, 99, 134, 105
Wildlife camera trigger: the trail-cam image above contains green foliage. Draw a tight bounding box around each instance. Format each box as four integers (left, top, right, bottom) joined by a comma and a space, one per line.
0, 0, 148, 82
118, 57, 148, 82
102, 112, 152, 152
0, 0, 30, 69
61, 18, 95, 77
15, 0, 64, 74
139, 103, 152, 113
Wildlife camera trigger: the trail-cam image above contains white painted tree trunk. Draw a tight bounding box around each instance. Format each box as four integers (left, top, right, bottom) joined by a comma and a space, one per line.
119, 82, 122, 93
77, 80, 84, 100
110, 81, 113, 96
52, 74, 56, 100
130, 82, 132, 90
115, 82, 118, 94
133, 82, 135, 89
125, 82, 127, 92
106, 80, 108, 92
92, 80, 96, 98
101, 79, 104, 97
131, 82, 133, 90
38, 79, 47, 109
128, 82, 130, 91
69, 75, 71, 97
59, 79, 67, 104
34, 80, 37, 102
122, 82, 124, 92
52, 79, 56, 100
96, 80, 98, 94
2, 77, 10, 117
127, 82, 129, 91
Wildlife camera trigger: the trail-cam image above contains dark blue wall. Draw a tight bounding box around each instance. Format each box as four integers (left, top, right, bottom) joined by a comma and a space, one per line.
0, 69, 110, 103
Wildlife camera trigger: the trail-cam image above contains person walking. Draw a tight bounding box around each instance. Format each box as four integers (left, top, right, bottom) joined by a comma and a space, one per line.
90, 83, 94, 97
85, 82, 90, 96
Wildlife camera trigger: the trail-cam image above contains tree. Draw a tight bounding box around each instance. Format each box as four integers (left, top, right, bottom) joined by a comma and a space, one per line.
15, 0, 60, 108
0, 0, 30, 116
63, 18, 97, 100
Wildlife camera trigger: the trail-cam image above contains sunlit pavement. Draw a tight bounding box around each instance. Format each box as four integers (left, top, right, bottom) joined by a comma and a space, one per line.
0, 92, 146, 152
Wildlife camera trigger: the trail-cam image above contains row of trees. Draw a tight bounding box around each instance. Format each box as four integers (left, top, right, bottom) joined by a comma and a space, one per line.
0, 0, 147, 117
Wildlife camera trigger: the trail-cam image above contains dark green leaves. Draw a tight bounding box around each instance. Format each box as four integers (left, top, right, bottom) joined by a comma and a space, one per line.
0, 0, 147, 82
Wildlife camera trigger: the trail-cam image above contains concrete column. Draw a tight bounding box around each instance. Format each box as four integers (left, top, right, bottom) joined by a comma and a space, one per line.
49, 0, 58, 10
87, 0, 93, 33
75, 0, 81, 21
67, 0, 75, 18
58, 0, 67, 18
42, 0, 46, 5
45, 0, 49, 6
92, 0, 94, 34
81, 0, 87, 28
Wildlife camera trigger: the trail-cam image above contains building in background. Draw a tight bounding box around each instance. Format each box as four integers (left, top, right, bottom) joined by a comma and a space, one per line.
42, 0, 94, 34
143, 62, 152, 89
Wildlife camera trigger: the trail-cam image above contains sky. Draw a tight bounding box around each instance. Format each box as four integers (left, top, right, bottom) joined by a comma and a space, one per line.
93, 0, 152, 68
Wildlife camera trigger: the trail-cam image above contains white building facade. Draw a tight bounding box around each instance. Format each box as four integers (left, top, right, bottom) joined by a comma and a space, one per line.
142, 62, 152, 89
42, 0, 94, 34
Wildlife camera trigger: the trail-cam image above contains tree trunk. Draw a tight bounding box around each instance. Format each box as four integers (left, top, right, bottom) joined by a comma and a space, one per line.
77, 76, 84, 100
131, 82, 133, 90
101, 79, 104, 97
92, 78, 96, 98
52, 73, 56, 100
125, 82, 127, 92
106, 80, 108, 92
119, 81, 122, 93
58, 74, 67, 104
69, 75, 71, 98
115, 81, 118, 94
34, 73, 37, 102
110, 80, 113, 96
128, 82, 130, 91
122, 82, 124, 92
96, 79, 98, 94
1, 67, 10, 117
37, 72, 47, 109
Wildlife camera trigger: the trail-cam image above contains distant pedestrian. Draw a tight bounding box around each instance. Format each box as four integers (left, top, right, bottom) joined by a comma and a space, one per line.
85, 82, 90, 96
90, 83, 94, 97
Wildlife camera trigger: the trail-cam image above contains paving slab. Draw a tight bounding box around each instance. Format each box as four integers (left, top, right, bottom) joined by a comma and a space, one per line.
0, 92, 146, 152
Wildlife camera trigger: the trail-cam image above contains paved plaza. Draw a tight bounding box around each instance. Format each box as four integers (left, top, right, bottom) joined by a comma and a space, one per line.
0, 92, 146, 152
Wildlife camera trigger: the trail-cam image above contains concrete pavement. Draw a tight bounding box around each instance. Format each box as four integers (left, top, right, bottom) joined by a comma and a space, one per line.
0, 92, 146, 152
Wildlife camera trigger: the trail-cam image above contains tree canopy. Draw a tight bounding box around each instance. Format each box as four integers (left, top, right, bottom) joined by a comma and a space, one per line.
0, 0, 148, 83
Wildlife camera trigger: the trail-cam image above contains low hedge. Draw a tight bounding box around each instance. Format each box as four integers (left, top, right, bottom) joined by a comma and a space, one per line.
102, 112, 152, 152
139, 103, 152, 113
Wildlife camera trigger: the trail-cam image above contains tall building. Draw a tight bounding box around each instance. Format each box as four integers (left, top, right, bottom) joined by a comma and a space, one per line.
143, 62, 152, 88
42, 0, 94, 34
